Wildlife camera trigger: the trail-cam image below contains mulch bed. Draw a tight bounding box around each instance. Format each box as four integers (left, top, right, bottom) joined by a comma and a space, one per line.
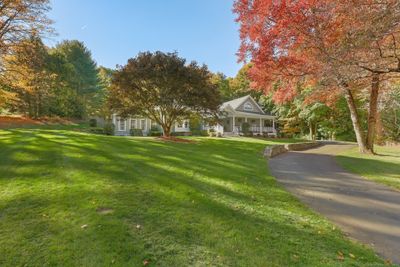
156, 136, 196, 143
0, 115, 77, 128
0, 116, 42, 128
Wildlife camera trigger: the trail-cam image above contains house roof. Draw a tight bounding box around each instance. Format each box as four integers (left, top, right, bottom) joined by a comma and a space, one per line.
219, 95, 276, 119
220, 95, 251, 110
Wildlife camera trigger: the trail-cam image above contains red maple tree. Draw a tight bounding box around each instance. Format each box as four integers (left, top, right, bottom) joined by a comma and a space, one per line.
234, 0, 400, 153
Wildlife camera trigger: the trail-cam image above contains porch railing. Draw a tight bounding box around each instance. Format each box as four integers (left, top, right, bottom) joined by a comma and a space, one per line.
233, 126, 275, 133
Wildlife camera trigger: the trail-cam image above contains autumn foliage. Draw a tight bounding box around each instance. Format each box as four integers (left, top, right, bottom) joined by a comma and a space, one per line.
234, 0, 400, 153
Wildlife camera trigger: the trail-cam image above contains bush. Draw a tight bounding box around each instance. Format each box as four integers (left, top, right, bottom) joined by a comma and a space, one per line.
89, 118, 97, 127
208, 128, 216, 137
171, 132, 191, 136
200, 130, 209, 136
189, 115, 202, 132
150, 130, 162, 136
192, 129, 209, 136
150, 125, 161, 131
241, 122, 250, 135
103, 123, 115, 135
130, 128, 143, 136
89, 127, 104, 134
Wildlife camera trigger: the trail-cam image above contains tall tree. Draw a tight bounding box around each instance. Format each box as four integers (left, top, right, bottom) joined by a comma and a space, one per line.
0, 0, 52, 59
109, 51, 221, 137
90, 66, 114, 118
211, 72, 233, 102
2, 36, 52, 117
381, 85, 400, 143
234, 0, 400, 153
0, 0, 52, 109
52, 40, 100, 118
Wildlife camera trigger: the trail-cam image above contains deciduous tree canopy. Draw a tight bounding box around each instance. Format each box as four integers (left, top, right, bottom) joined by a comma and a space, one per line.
0, 0, 53, 109
109, 51, 221, 137
234, 0, 400, 153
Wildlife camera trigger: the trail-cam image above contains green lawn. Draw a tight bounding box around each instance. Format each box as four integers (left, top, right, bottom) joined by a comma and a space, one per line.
337, 146, 400, 191
0, 128, 385, 266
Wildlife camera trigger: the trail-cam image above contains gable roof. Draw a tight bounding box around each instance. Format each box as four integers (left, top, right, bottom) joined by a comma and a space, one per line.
220, 95, 250, 110
220, 95, 265, 114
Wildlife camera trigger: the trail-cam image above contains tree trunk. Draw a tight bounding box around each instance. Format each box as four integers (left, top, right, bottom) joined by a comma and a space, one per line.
162, 124, 171, 137
365, 73, 380, 154
343, 86, 368, 153
309, 123, 313, 140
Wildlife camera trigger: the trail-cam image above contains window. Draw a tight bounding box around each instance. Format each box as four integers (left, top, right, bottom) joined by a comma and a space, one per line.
184, 120, 189, 128
243, 102, 253, 111
140, 119, 146, 130
118, 118, 126, 131
131, 119, 137, 129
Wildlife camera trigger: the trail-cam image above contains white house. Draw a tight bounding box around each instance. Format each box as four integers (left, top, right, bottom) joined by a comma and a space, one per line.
112, 95, 277, 136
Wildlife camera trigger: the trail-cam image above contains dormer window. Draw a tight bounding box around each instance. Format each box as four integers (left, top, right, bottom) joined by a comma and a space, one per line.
243, 102, 253, 111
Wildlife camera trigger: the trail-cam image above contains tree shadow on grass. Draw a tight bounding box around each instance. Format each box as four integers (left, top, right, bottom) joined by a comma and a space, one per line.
0, 129, 385, 266
336, 155, 400, 186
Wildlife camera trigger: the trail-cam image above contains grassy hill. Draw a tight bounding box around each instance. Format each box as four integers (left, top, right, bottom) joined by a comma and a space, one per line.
0, 128, 384, 266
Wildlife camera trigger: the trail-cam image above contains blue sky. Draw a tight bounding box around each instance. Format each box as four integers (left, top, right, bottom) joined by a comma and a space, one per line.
46, 0, 242, 77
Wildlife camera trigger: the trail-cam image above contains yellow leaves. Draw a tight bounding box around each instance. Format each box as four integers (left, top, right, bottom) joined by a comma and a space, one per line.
337, 251, 345, 261
336, 251, 356, 261
385, 259, 393, 265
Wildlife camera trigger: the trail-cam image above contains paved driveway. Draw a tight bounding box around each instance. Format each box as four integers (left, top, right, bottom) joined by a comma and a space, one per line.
269, 143, 400, 264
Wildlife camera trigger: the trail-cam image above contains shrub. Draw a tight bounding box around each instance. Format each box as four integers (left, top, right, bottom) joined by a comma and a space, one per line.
241, 122, 251, 135
200, 130, 209, 136
191, 129, 208, 136
89, 127, 104, 134
103, 123, 115, 135
130, 128, 143, 136
150, 125, 161, 131
89, 118, 97, 127
189, 115, 202, 132
150, 130, 162, 136
171, 132, 191, 136
208, 128, 216, 137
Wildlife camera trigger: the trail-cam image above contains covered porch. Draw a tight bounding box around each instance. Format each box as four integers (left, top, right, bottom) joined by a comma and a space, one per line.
222, 113, 276, 136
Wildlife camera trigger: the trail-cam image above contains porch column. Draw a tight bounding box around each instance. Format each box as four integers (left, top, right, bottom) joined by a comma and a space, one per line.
245, 117, 247, 122
272, 119, 275, 132
232, 116, 236, 133
259, 118, 262, 134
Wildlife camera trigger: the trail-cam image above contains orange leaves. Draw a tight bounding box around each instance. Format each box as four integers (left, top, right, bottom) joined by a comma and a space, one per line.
234, 0, 400, 106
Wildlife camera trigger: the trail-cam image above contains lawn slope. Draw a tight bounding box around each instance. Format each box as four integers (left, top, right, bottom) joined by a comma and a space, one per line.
337, 146, 400, 191
0, 129, 384, 266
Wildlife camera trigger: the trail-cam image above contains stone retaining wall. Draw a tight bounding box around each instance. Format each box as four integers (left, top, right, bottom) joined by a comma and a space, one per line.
264, 142, 320, 158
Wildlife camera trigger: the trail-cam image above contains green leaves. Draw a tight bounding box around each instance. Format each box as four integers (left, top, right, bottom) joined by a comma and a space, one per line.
109, 51, 221, 136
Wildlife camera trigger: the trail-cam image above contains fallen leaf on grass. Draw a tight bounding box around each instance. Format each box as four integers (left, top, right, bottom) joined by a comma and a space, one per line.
385, 259, 392, 265
349, 253, 355, 259
81, 224, 88, 229
143, 259, 150, 266
337, 251, 344, 261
